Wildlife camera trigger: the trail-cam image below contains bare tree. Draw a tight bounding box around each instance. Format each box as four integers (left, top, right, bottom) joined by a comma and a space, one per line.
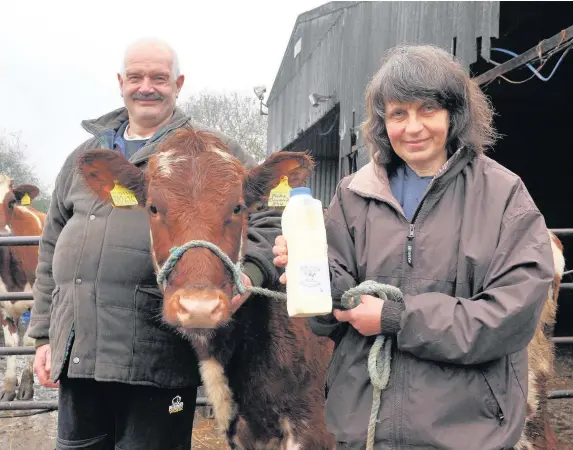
179, 91, 268, 163
0, 131, 51, 212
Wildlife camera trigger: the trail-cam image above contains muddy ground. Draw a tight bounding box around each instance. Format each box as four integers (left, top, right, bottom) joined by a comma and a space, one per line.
1, 345, 572, 449
0, 353, 228, 450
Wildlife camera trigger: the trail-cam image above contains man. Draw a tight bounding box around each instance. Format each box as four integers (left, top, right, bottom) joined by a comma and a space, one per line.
28, 38, 282, 450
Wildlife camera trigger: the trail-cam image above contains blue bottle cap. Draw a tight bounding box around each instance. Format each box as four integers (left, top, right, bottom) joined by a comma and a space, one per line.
290, 187, 312, 198
21, 310, 30, 324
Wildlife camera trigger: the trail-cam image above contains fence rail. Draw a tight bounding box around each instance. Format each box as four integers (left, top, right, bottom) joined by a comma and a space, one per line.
0, 292, 34, 301
0, 401, 58, 411
0, 346, 36, 356
0, 397, 209, 411
551, 228, 573, 237
2, 229, 573, 410
0, 236, 40, 246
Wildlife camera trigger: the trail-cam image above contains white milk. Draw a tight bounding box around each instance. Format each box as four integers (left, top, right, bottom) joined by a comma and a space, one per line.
281, 187, 332, 317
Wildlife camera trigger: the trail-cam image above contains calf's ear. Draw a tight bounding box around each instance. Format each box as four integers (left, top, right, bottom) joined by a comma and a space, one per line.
12, 184, 40, 203
244, 151, 314, 209
77, 149, 147, 206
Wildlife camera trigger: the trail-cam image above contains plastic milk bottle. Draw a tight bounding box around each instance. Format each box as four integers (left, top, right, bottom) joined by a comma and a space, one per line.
281, 186, 332, 317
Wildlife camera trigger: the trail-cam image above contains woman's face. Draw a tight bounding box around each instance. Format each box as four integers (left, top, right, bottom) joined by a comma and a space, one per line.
384, 101, 449, 176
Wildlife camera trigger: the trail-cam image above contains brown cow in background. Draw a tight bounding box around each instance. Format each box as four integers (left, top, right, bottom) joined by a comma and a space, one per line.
78, 129, 336, 449
0, 175, 46, 401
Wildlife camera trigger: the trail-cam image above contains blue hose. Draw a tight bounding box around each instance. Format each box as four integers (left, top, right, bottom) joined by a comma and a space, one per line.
491, 46, 571, 82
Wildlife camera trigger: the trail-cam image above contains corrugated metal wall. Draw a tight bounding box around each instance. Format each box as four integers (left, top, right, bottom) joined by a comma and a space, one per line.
283, 104, 340, 206
267, 1, 500, 185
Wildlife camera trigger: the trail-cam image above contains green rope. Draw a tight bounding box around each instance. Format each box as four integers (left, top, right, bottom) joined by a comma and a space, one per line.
156, 240, 402, 449
340, 281, 402, 450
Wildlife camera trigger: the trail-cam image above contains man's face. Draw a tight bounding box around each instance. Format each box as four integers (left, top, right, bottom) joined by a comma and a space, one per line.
118, 44, 184, 129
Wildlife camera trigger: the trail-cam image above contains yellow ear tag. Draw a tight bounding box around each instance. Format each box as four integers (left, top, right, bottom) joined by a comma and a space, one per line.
20, 193, 31, 206
110, 180, 138, 207
268, 176, 291, 208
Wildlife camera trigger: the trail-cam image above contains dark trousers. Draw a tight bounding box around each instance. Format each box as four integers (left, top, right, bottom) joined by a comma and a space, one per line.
56, 374, 198, 450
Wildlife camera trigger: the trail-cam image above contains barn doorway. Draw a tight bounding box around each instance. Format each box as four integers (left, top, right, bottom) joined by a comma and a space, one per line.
283, 104, 340, 207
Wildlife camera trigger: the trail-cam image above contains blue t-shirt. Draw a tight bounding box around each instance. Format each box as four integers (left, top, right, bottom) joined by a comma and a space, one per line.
389, 164, 433, 222
114, 120, 149, 160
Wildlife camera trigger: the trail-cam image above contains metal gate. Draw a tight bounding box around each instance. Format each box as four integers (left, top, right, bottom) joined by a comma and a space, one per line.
1, 231, 572, 413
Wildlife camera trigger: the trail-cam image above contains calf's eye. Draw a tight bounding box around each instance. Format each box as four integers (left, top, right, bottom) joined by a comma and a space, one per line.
149, 204, 158, 215
233, 204, 244, 215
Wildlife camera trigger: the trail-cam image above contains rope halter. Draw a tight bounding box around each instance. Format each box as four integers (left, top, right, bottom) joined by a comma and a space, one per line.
155, 238, 288, 300
156, 239, 245, 295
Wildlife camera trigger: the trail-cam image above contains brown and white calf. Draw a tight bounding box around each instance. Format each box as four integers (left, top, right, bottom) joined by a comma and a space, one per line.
516, 230, 566, 450
78, 129, 336, 449
0, 175, 46, 401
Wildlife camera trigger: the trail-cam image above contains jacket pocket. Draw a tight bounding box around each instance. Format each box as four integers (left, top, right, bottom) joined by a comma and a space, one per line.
131, 285, 200, 387
134, 284, 179, 344
510, 351, 527, 400
480, 367, 506, 424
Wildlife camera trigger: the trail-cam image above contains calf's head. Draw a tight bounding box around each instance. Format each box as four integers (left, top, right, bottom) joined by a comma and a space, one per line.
77, 128, 312, 331
0, 174, 40, 231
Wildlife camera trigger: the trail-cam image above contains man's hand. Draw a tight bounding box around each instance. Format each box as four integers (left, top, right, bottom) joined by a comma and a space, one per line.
33, 344, 59, 388
333, 295, 384, 336
230, 273, 253, 313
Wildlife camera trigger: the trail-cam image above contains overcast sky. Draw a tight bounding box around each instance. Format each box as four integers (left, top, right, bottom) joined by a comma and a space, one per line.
0, 0, 325, 191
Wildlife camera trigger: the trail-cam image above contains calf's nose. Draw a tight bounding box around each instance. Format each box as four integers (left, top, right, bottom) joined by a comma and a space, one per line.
170, 289, 230, 328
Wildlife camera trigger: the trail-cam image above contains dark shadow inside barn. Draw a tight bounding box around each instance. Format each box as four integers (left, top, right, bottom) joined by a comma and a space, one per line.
470, 1, 573, 336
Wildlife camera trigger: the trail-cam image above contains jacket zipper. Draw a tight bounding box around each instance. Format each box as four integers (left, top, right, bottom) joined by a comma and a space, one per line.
395, 183, 437, 446
406, 224, 415, 267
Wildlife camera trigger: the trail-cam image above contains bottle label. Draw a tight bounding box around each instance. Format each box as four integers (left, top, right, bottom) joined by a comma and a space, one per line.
298, 259, 331, 295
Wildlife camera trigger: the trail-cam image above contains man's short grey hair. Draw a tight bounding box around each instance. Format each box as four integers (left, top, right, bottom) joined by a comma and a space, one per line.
120, 37, 181, 78
361, 44, 499, 169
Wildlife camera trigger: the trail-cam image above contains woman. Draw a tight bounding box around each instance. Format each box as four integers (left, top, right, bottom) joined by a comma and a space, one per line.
273, 44, 554, 450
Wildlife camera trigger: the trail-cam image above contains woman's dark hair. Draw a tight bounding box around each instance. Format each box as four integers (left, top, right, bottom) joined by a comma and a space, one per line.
361, 44, 499, 168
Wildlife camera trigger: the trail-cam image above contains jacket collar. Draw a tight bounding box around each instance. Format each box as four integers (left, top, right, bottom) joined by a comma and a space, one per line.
347, 147, 472, 208
80, 106, 191, 165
